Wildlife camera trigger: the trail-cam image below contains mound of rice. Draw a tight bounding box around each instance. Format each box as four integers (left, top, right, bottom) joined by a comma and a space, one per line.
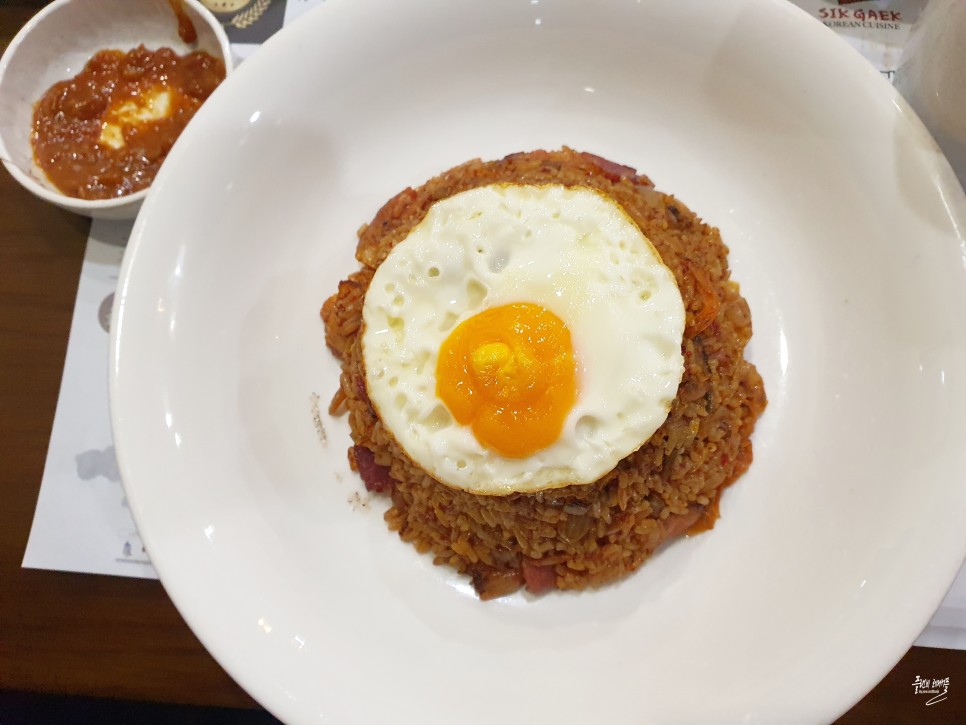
322, 148, 766, 599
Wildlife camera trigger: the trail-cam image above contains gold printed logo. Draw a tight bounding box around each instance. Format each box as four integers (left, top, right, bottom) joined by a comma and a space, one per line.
200, 0, 273, 29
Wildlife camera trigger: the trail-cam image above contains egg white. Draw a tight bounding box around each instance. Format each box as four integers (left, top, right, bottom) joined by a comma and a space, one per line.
99, 87, 174, 150
361, 183, 685, 495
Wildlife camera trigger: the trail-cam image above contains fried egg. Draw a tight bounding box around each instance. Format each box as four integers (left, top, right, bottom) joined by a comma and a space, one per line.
361, 183, 685, 495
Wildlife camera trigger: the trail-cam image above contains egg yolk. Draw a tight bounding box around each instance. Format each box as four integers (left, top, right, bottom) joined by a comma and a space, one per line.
436, 303, 576, 458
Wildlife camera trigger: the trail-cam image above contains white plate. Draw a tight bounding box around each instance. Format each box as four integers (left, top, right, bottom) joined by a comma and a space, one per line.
110, 0, 966, 722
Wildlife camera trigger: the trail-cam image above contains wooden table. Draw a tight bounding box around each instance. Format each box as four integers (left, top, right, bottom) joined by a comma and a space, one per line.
1, 2, 964, 722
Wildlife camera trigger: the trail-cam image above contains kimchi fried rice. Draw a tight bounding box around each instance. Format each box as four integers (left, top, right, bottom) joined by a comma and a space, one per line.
321, 148, 766, 600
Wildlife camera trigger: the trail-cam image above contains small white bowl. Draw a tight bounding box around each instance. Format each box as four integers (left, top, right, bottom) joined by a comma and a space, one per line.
0, 0, 232, 219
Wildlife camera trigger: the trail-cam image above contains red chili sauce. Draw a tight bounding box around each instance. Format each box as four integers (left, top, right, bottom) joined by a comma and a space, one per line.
167, 0, 199, 44
31, 45, 225, 200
